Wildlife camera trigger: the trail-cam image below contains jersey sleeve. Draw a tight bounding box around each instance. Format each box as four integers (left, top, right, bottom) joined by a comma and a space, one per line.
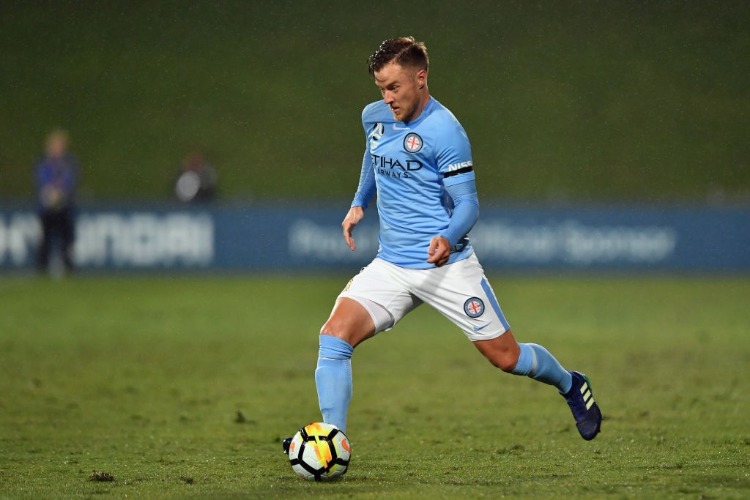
441, 179, 479, 248
434, 112, 477, 248
351, 108, 378, 209
435, 117, 475, 187
351, 148, 375, 208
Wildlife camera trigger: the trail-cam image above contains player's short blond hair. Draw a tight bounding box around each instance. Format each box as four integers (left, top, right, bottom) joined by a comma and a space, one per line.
367, 37, 429, 76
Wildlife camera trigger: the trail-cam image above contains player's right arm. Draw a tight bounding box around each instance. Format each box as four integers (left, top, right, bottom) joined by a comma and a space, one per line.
344, 146, 375, 251
342, 205, 365, 251
351, 147, 376, 209
344, 111, 379, 251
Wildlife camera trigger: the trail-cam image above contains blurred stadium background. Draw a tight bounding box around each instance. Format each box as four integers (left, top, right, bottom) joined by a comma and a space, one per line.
1, 0, 748, 271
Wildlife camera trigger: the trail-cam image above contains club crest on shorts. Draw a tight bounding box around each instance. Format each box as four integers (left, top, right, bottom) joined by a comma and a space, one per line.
403, 133, 423, 153
464, 297, 485, 318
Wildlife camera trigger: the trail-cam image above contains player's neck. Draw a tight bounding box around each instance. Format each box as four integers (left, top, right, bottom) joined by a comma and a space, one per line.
404, 93, 431, 124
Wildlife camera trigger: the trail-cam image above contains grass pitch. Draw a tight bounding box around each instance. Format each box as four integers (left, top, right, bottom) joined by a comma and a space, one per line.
0, 274, 748, 498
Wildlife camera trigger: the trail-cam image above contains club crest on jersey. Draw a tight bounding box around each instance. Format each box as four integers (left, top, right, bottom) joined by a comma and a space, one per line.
403, 133, 423, 153
464, 297, 485, 318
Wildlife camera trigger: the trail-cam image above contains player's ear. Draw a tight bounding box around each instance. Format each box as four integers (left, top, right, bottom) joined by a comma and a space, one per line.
416, 69, 427, 89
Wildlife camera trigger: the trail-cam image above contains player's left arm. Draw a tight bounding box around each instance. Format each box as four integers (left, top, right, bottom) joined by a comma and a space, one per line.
427, 117, 478, 267
427, 178, 478, 266
441, 178, 479, 246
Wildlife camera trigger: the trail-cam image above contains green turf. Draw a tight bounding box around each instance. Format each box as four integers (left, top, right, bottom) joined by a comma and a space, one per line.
0, 275, 748, 498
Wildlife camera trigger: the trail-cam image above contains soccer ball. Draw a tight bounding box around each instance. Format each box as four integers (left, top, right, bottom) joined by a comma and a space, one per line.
287, 422, 351, 481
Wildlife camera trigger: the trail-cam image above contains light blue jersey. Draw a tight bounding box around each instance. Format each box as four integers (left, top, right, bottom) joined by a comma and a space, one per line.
352, 98, 476, 269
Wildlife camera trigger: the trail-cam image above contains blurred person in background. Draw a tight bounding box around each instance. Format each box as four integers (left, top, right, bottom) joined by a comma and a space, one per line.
35, 129, 78, 275
173, 150, 218, 203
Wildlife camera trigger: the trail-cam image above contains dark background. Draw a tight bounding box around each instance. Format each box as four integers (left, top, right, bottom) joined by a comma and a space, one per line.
1, 0, 748, 203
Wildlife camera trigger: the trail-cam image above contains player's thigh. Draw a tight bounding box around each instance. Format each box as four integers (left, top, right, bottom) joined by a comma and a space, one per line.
321, 297, 377, 347
416, 253, 511, 341
337, 258, 422, 334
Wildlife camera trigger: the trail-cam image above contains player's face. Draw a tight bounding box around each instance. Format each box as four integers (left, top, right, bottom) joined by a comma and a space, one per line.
374, 61, 427, 123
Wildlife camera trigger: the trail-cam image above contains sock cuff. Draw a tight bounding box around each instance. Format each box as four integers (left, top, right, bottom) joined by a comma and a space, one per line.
512, 343, 538, 376
319, 334, 354, 360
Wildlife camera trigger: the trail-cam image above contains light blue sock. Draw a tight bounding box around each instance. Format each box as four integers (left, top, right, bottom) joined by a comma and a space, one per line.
315, 335, 354, 432
512, 343, 573, 394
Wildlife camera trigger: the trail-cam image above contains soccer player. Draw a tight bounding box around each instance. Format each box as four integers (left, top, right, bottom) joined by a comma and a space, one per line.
284, 37, 601, 452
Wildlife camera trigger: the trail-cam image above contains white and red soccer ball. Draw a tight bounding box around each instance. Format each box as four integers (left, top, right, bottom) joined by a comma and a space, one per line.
287, 422, 351, 481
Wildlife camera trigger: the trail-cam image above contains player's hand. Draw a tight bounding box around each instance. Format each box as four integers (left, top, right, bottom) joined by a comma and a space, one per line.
427, 235, 451, 267
342, 206, 365, 251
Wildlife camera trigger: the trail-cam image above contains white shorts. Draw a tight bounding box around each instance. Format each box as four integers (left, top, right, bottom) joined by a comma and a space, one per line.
339, 252, 511, 342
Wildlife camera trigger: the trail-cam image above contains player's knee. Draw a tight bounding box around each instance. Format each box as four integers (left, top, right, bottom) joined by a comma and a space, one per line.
475, 335, 520, 373
320, 317, 375, 348
320, 320, 342, 338
491, 357, 517, 373
320, 298, 378, 347
485, 350, 519, 373
320, 318, 355, 343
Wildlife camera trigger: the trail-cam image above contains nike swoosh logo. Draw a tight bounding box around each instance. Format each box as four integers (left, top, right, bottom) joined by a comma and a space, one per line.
473, 323, 490, 332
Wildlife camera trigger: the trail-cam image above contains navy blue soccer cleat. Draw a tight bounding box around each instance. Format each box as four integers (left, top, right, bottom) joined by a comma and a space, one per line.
282, 436, 292, 455
563, 371, 602, 441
